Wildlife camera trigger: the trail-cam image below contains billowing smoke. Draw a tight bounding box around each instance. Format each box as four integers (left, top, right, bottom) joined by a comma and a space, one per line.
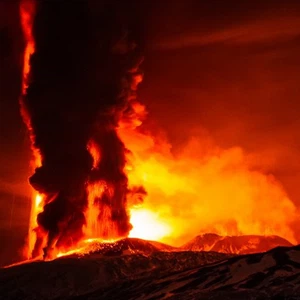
20, 0, 143, 258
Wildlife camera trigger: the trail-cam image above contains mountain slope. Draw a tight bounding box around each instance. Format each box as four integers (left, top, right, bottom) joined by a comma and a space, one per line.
75, 245, 300, 299
62, 237, 177, 256
1, 237, 300, 299
181, 233, 293, 254
0, 238, 230, 300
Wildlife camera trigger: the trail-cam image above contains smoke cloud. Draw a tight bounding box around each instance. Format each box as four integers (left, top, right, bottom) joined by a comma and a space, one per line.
119, 126, 298, 246
21, 1, 143, 258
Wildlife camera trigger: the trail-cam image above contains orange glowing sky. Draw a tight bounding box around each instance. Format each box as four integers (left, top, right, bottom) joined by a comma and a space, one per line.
1, 0, 300, 264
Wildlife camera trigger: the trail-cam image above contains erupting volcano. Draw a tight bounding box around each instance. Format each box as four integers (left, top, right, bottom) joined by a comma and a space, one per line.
17, 0, 298, 265
3, 0, 300, 298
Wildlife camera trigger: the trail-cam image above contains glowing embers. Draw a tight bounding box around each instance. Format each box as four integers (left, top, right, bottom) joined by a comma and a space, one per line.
56, 237, 118, 258
129, 208, 172, 241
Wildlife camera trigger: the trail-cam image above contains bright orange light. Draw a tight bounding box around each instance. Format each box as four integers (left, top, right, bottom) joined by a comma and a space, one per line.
87, 139, 101, 169
17, 0, 298, 261
84, 181, 105, 238
57, 247, 85, 258
35, 194, 43, 208
129, 208, 172, 241
26, 192, 44, 256
118, 121, 298, 246
56, 237, 119, 258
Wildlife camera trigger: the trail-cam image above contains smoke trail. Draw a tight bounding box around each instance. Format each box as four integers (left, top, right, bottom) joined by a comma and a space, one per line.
20, 0, 143, 258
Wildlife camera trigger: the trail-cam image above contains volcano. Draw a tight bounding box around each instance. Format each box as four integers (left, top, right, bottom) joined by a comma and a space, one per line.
16, 0, 299, 264
56, 237, 176, 257
2, 0, 300, 299
0, 237, 231, 299
1, 239, 300, 299
181, 233, 293, 254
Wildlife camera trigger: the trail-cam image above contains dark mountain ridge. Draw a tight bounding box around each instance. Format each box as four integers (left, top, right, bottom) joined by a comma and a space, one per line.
0, 236, 297, 299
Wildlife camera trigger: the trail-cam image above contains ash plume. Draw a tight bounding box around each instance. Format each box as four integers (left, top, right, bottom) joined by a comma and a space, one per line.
21, 0, 144, 258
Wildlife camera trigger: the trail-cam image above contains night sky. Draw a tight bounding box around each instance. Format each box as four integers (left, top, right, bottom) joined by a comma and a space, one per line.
1, 0, 300, 265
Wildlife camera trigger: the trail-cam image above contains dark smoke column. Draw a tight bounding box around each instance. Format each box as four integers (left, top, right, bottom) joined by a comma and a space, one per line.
21, 0, 144, 258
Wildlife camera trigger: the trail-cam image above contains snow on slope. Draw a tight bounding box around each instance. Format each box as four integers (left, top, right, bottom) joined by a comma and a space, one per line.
0, 238, 229, 300
1, 237, 299, 300
85, 245, 300, 300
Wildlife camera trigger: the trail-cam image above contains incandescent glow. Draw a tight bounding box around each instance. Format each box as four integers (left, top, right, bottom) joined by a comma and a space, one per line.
20, 0, 36, 94
129, 208, 172, 241
56, 238, 119, 258
35, 194, 43, 208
